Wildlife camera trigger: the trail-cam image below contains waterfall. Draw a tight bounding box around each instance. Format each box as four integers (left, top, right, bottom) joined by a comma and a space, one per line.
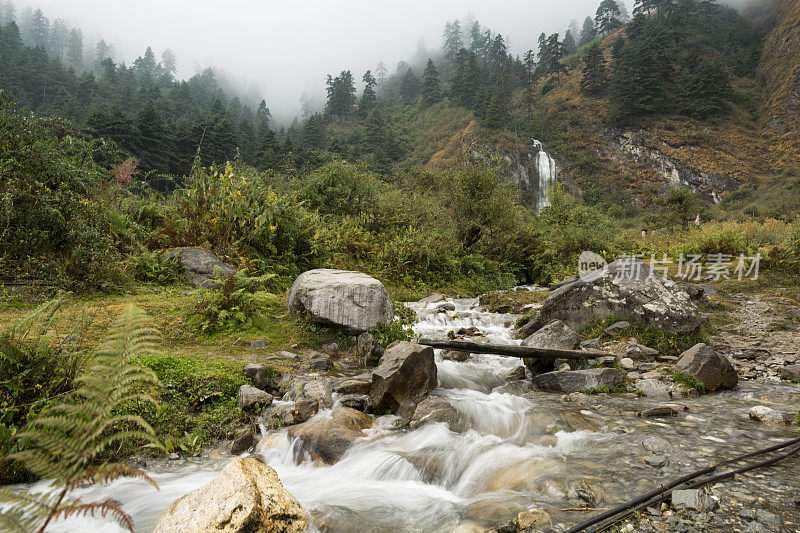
533, 139, 557, 211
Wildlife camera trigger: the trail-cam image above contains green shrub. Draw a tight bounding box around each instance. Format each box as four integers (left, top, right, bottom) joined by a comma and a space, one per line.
186, 271, 280, 334
130, 250, 183, 285
673, 372, 706, 393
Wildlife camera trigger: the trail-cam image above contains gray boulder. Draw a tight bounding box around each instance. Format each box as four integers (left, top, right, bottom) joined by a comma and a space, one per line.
163, 247, 236, 289
671, 489, 718, 512
533, 368, 624, 393
370, 341, 437, 417
635, 378, 672, 400
287, 269, 393, 333
441, 350, 471, 362
676, 343, 738, 391
237, 385, 272, 411
517, 259, 705, 338
293, 397, 319, 423
520, 319, 580, 373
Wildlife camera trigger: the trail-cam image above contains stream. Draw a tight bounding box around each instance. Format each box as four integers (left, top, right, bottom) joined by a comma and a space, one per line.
33, 295, 800, 532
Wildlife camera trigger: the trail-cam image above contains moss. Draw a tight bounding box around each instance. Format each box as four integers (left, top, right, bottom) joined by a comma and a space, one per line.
577, 384, 629, 395
673, 372, 707, 393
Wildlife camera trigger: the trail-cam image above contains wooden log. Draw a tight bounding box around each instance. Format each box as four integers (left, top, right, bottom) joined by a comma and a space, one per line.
416, 338, 614, 360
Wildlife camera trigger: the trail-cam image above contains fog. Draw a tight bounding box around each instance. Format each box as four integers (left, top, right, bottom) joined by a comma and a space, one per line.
16, 0, 631, 122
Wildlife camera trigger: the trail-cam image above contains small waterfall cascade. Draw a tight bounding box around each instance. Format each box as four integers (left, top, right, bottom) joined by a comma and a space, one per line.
532, 139, 557, 211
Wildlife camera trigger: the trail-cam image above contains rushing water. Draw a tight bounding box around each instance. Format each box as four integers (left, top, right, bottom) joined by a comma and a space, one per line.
532, 140, 557, 211
30, 296, 800, 532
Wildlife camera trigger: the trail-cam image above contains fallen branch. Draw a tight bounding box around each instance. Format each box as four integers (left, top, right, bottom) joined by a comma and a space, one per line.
416, 338, 615, 360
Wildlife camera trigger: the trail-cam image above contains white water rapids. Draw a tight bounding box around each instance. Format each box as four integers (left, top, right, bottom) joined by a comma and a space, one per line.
23, 295, 800, 532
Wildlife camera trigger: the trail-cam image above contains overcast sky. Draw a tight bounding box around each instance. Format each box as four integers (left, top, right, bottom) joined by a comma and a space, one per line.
16, 0, 627, 121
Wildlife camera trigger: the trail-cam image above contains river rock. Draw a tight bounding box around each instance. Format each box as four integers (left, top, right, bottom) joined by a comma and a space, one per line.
671, 489, 719, 512
635, 378, 672, 400
339, 394, 371, 411
287, 269, 393, 332
749, 405, 786, 425
675, 343, 738, 391
152, 457, 307, 533
418, 293, 446, 305
287, 407, 372, 464
533, 368, 624, 393
230, 427, 256, 455
604, 321, 633, 335
309, 352, 332, 371
244, 364, 280, 391
626, 342, 660, 359
505, 365, 526, 381
408, 395, 462, 430
639, 405, 679, 418
262, 404, 296, 430
441, 350, 471, 362
357, 332, 384, 366
293, 397, 319, 423
517, 258, 705, 338
301, 379, 332, 409
370, 341, 437, 416
620, 357, 636, 370
163, 247, 237, 289
642, 435, 672, 454
780, 365, 800, 381
517, 509, 551, 530
520, 319, 580, 373
335, 376, 372, 395
237, 385, 272, 411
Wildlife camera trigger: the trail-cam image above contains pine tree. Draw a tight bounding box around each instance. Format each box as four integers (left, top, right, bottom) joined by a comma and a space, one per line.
375, 62, 388, 85
66, 28, 83, 69
522, 49, 536, 132
676, 55, 730, 118
324, 70, 356, 116
580, 41, 607, 95
468, 21, 486, 56
579, 16, 598, 46
442, 20, 463, 58
94, 39, 110, 69
421, 59, 441, 107
29, 9, 49, 48
596, 0, 624, 36
360, 70, 377, 114
160, 49, 176, 80
400, 68, 420, 104
301, 112, 326, 149
563, 30, 578, 55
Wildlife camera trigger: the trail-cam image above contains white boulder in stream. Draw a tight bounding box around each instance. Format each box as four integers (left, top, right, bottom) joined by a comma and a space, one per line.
287, 269, 393, 332
153, 456, 307, 533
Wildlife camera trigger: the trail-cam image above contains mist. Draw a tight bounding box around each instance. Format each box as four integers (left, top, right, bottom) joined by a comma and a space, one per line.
16, 0, 630, 123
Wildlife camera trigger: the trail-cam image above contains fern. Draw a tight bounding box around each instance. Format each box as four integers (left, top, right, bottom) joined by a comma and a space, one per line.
0, 305, 164, 533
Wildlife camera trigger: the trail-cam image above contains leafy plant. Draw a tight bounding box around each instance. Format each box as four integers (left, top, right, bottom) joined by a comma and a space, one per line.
0, 305, 163, 532
186, 271, 279, 334
130, 250, 183, 285
673, 372, 706, 393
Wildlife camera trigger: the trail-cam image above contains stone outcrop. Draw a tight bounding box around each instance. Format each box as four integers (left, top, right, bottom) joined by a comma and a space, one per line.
370, 341, 438, 417
408, 396, 462, 430
153, 457, 307, 533
287, 269, 393, 332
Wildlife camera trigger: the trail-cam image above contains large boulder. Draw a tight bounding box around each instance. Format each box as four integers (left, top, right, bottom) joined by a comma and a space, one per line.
287, 407, 372, 464
533, 368, 624, 393
520, 319, 580, 373
675, 343, 738, 391
517, 259, 705, 339
153, 457, 307, 533
370, 341, 438, 417
163, 247, 236, 289
287, 269, 393, 332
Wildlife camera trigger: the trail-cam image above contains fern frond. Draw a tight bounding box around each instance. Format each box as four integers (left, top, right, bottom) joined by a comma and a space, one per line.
0, 304, 162, 532
68, 463, 157, 491
50, 499, 134, 532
